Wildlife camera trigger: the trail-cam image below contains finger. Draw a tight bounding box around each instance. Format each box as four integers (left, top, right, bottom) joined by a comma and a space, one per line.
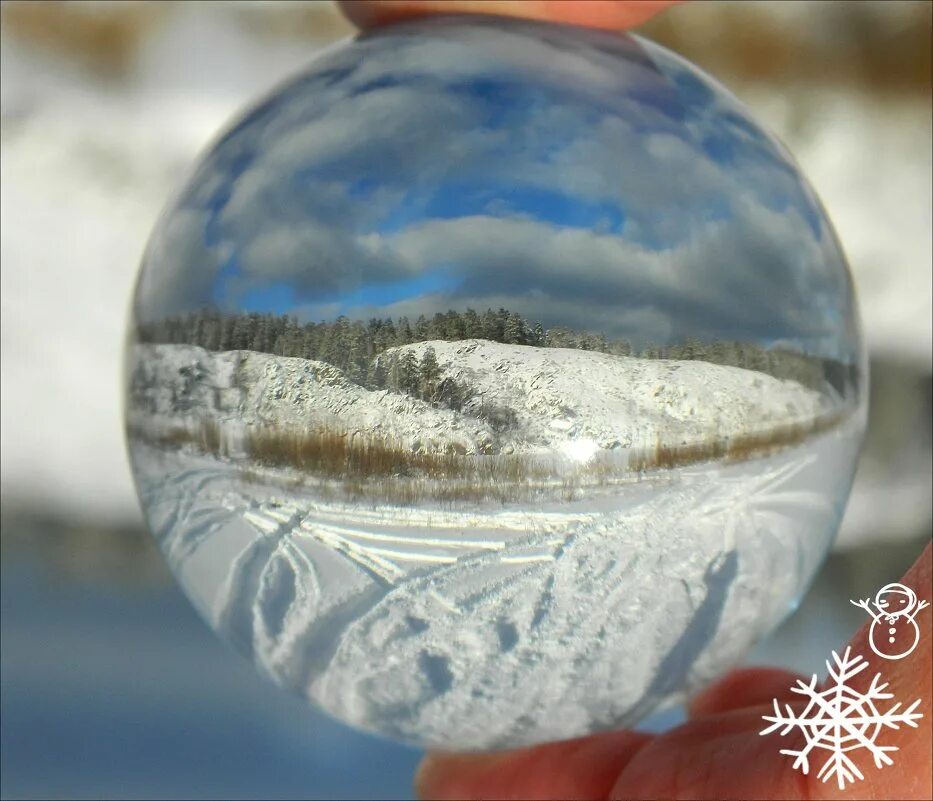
338, 1, 680, 33
842, 540, 932, 697
611, 542, 933, 800
610, 707, 813, 800
825, 540, 932, 798
416, 729, 653, 800
687, 667, 809, 719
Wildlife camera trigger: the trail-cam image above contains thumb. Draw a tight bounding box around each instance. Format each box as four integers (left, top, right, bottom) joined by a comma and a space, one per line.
338, 1, 680, 32
608, 541, 932, 800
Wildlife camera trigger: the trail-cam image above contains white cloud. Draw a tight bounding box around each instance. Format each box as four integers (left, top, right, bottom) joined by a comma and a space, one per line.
371, 206, 847, 352
138, 15, 858, 360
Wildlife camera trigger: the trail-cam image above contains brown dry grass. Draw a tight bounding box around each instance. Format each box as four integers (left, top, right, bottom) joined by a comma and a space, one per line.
4, 2, 927, 94
1, 1, 165, 74
132, 410, 848, 505
628, 411, 846, 472
246, 427, 458, 479
129, 417, 226, 458
243, 425, 554, 486
641, 2, 931, 95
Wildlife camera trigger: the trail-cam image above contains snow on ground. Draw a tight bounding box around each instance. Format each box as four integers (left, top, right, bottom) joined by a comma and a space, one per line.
128, 340, 828, 459
383, 339, 828, 452
129, 409, 864, 748
128, 342, 490, 456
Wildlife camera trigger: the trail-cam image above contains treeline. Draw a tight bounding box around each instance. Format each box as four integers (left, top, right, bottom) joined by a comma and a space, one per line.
137, 307, 856, 396
371, 345, 518, 433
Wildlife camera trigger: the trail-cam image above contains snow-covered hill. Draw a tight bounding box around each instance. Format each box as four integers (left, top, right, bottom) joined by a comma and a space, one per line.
378, 339, 827, 455
129, 339, 827, 459
128, 342, 488, 456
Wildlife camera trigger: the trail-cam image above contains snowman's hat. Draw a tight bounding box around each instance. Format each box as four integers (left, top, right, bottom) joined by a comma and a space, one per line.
874, 582, 917, 613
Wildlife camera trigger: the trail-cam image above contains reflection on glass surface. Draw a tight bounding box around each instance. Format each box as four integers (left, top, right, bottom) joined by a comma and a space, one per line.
125, 15, 866, 749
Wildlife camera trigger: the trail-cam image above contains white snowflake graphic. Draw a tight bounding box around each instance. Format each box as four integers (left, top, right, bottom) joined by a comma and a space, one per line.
760, 647, 923, 790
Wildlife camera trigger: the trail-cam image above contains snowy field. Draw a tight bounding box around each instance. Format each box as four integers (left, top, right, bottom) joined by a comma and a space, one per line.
130, 409, 864, 748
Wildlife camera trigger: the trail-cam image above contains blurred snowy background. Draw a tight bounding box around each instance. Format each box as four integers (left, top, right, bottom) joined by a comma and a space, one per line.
1, 2, 930, 798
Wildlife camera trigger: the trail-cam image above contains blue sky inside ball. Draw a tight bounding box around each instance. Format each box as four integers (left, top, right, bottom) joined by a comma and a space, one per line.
136, 15, 858, 362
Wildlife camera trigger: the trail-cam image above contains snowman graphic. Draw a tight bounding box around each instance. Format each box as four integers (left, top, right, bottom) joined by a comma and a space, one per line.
851, 583, 929, 660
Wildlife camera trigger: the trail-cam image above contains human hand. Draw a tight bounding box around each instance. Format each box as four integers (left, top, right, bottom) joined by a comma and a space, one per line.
336, 3, 933, 798
410, 543, 931, 799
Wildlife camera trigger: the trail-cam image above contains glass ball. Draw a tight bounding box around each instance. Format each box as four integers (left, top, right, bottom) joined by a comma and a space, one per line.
125, 15, 866, 750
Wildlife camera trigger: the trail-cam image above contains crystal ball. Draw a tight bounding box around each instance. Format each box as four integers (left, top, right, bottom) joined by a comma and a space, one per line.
126, 15, 866, 750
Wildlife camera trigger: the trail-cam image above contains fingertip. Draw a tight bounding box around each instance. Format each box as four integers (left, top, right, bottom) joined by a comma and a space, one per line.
611, 708, 812, 800
413, 752, 453, 800
338, 1, 681, 33
414, 751, 509, 800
